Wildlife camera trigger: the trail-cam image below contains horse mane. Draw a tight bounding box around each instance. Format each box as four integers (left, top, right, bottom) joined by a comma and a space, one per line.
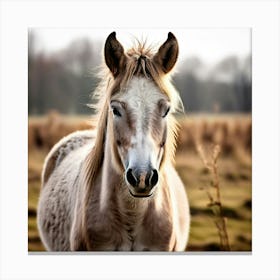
80, 39, 183, 246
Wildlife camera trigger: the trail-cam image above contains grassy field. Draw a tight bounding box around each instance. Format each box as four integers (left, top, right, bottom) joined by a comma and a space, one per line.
28, 113, 252, 252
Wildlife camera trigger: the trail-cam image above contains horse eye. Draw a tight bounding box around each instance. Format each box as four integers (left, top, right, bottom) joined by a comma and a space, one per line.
162, 106, 170, 118
112, 107, 122, 117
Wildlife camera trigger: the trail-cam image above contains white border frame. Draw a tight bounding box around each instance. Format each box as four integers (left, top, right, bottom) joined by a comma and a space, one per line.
0, 1, 279, 279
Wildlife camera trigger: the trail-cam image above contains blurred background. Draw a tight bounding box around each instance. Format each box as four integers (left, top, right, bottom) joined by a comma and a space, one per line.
28, 28, 252, 252
28, 28, 251, 115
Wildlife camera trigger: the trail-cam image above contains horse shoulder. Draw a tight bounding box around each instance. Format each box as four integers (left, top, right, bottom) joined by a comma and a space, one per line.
41, 130, 96, 186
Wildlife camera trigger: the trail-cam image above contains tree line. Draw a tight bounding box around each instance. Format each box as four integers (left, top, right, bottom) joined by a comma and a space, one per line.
28, 33, 251, 115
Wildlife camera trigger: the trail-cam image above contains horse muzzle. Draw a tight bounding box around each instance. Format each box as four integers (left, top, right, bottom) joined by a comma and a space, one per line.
125, 168, 158, 198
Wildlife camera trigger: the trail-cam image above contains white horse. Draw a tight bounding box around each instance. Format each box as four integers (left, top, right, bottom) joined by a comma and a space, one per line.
37, 32, 190, 251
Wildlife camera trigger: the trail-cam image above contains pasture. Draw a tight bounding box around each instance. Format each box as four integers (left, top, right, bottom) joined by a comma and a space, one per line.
28, 113, 251, 251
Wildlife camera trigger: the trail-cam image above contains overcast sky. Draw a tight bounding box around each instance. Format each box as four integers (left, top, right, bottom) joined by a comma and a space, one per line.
31, 28, 251, 65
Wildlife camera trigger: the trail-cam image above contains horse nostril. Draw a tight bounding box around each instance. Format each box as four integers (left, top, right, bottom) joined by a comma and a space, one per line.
149, 169, 158, 187
126, 168, 138, 187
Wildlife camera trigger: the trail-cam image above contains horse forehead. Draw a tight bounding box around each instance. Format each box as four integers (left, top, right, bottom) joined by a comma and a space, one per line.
124, 77, 163, 110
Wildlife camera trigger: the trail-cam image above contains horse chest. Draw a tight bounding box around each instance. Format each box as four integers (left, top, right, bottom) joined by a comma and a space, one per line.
87, 206, 173, 251
116, 208, 173, 251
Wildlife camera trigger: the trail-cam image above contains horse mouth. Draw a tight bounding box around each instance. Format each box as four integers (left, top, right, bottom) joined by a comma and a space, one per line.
128, 189, 153, 198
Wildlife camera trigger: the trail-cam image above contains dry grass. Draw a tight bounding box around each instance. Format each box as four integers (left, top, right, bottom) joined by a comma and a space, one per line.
196, 144, 231, 251
177, 114, 251, 157
28, 110, 93, 150
28, 112, 252, 251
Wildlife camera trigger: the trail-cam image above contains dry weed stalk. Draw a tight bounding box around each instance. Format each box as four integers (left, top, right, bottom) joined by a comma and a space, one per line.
196, 143, 231, 251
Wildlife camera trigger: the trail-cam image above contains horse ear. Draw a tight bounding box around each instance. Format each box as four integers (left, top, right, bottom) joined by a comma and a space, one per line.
153, 32, 179, 74
104, 32, 126, 77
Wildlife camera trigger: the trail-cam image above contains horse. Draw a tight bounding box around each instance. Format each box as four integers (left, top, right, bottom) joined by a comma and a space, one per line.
37, 31, 190, 251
